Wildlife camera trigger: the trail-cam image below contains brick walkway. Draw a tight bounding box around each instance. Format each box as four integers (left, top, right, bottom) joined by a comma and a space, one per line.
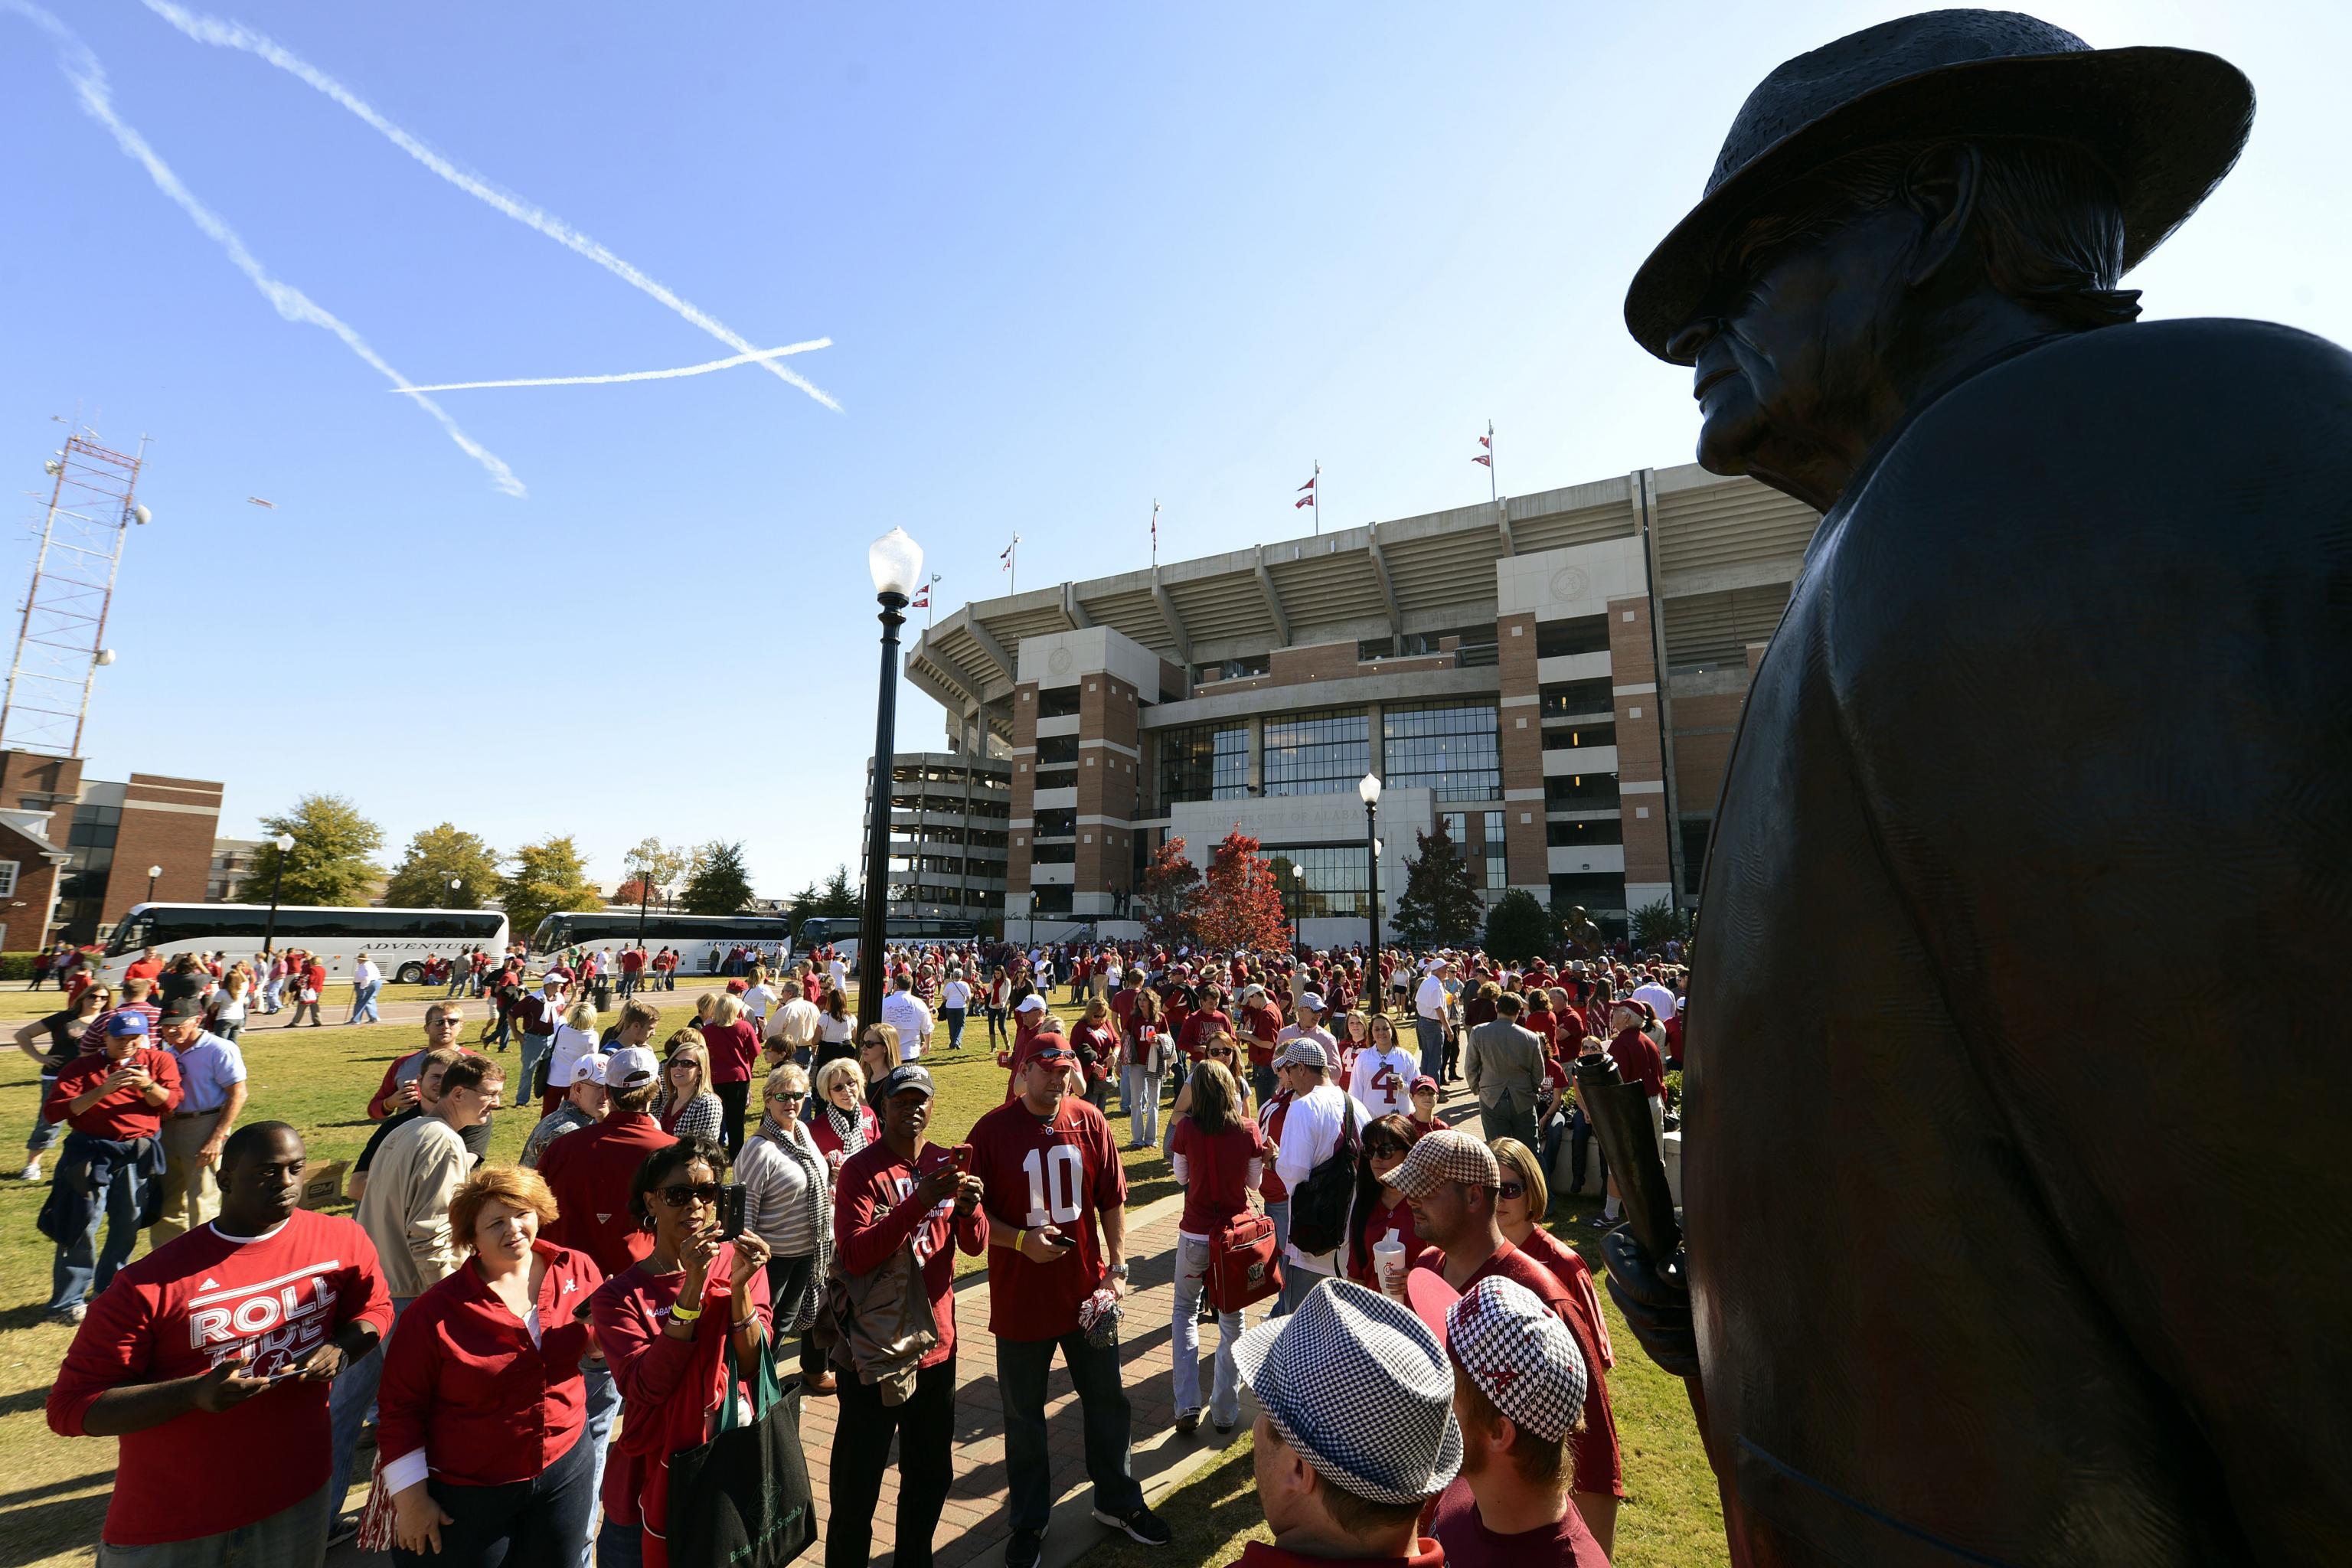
789, 1190, 1240, 1568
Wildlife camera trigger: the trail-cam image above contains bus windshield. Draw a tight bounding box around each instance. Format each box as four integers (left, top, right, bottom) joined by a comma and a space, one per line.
105, 910, 153, 956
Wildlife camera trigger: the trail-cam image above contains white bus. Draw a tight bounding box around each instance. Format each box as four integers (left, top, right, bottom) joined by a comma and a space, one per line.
101, 903, 511, 988
794, 915, 980, 971
531, 911, 792, 975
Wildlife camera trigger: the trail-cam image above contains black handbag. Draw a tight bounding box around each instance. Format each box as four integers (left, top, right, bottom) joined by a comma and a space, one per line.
1285, 1095, 1359, 1256
664, 1336, 818, 1568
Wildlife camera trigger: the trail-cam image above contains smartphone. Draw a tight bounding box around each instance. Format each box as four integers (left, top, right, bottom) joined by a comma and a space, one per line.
718, 1184, 747, 1240
1041, 1229, 1076, 1251
951, 1143, 974, 1174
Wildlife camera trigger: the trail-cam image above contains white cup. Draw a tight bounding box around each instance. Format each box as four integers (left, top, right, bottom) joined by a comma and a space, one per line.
1373, 1235, 1407, 1298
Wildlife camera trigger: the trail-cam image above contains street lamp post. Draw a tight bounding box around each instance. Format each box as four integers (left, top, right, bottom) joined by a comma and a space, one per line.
145, 865, 161, 903
261, 832, 294, 957
859, 527, 923, 1031
634, 871, 652, 950
1358, 773, 1383, 965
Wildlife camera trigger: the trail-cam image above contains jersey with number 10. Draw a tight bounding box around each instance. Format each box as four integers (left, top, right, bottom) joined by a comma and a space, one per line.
965, 1093, 1127, 1341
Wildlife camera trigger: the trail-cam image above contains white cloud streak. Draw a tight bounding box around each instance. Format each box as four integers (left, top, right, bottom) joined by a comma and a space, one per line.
142, 0, 844, 414
3, 0, 527, 496
399, 338, 831, 394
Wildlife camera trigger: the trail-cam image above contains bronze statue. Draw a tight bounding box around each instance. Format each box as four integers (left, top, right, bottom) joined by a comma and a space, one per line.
1609, 11, 2351, 1564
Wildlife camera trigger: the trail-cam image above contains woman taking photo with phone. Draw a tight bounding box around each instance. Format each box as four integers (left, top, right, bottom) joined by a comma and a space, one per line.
377, 1167, 604, 1568
587, 1138, 772, 1568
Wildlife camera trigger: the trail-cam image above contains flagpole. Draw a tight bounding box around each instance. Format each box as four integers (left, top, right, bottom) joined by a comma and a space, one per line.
1152, 500, 1159, 568
1488, 420, 1498, 508
1314, 460, 1321, 537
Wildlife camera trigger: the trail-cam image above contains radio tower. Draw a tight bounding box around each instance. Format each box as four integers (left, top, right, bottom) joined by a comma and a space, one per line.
0, 428, 149, 756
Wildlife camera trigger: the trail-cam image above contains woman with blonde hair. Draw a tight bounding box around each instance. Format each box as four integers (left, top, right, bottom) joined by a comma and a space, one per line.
737, 1060, 835, 1391
652, 1031, 724, 1144
543, 998, 603, 1116
856, 1022, 899, 1112
1488, 1135, 1614, 1370
697, 991, 762, 1155
377, 1164, 603, 1566
809, 1056, 877, 1171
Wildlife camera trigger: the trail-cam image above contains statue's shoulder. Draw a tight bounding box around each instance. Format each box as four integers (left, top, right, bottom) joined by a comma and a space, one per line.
1838, 318, 2352, 577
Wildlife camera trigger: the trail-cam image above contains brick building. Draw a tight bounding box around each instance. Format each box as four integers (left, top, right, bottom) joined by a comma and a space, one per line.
897, 461, 1816, 943
863, 752, 1012, 928
0, 750, 224, 946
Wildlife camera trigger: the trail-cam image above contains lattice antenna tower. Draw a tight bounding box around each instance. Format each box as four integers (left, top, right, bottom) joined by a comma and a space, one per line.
0, 427, 149, 756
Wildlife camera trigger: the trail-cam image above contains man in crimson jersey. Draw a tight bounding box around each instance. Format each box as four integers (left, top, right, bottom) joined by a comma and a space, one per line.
966, 1039, 1171, 1567
49, 1122, 393, 1563
830, 1064, 987, 1568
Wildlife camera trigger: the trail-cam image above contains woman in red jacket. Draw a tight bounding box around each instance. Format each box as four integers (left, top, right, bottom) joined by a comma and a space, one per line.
694, 995, 761, 1157
587, 1138, 773, 1568
378, 1166, 603, 1568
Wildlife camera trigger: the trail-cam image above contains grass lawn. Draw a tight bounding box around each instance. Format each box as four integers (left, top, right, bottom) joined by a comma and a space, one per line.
0, 982, 1723, 1568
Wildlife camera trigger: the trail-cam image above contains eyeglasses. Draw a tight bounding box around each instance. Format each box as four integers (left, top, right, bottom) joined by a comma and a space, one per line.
655, 1182, 721, 1208
1496, 1181, 1526, 1200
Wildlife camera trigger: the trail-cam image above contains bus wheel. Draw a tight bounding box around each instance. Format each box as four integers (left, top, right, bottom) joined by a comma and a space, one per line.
396, 963, 424, 985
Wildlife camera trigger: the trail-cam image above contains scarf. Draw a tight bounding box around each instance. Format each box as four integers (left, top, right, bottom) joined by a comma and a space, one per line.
760, 1113, 833, 1330
824, 1101, 869, 1161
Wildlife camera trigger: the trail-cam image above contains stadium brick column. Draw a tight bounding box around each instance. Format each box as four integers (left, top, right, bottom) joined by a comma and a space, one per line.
106, 774, 223, 924
1495, 609, 1550, 892
1007, 680, 1039, 925
1075, 672, 1140, 914
1607, 594, 1674, 907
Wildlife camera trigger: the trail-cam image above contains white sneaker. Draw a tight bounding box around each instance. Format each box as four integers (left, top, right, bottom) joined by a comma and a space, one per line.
18, 1160, 38, 1181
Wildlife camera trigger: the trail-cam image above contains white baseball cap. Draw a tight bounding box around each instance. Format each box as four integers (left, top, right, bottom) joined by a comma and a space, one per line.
604, 1046, 659, 1090
569, 1052, 609, 1087
1014, 994, 1047, 1014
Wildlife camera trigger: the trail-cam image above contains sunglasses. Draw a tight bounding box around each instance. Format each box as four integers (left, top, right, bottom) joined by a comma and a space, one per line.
769, 1089, 806, 1102
1496, 1181, 1526, 1201
655, 1182, 722, 1208
1206, 1047, 1234, 1058
1366, 1142, 1409, 1158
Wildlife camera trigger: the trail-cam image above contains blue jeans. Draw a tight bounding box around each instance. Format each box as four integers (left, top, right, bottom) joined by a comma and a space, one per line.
49, 1139, 149, 1309
519, 1033, 554, 1099
1415, 1015, 1446, 1081
326, 1295, 413, 1508
944, 1008, 966, 1048
25, 1070, 59, 1155
99, 1480, 332, 1568
1123, 1070, 1161, 1146
596, 1517, 643, 1568
1279, 1263, 1332, 1317
578, 1357, 620, 1568
390, 1423, 594, 1568
1170, 1237, 1242, 1427
345, 982, 381, 1025
995, 1331, 1143, 1532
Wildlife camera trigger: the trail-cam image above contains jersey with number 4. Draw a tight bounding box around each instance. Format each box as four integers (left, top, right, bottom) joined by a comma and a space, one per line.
1350, 1046, 1419, 1114
965, 1093, 1127, 1341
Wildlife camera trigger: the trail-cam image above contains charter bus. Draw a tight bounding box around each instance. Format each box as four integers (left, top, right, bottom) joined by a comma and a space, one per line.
102, 903, 511, 988
794, 915, 979, 969
530, 911, 793, 974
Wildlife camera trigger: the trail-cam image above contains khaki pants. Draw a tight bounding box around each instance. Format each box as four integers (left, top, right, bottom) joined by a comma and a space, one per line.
152, 1111, 224, 1244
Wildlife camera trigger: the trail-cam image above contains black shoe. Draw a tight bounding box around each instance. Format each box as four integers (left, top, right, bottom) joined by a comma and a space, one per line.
1094, 1505, 1171, 1547
326, 1512, 361, 1549
1174, 1410, 1199, 1436
1005, 1526, 1047, 1568
1213, 1418, 1235, 1436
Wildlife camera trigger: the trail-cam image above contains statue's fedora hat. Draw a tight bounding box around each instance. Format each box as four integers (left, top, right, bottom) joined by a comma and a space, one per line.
1625, 10, 2252, 362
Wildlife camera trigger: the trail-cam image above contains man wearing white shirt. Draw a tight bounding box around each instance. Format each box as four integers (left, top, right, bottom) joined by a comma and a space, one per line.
1413, 959, 1454, 1083
1631, 976, 1679, 1024
742, 972, 779, 1028
1271, 1038, 1352, 1313
879, 972, 934, 1062
826, 953, 848, 997
764, 977, 822, 1066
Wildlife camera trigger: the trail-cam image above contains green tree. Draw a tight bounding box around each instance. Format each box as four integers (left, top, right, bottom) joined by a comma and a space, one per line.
1391, 821, 1485, 950
815, 866, 860, 918
381, 824, 500, 910
498, 836, 602, 939
1482, 887, 1553, 964
1629, 897, 1691, 952
782, 879, 825, 941
680, 841, 755, 915
237, 794, 384, 906
622, 837, 688, 910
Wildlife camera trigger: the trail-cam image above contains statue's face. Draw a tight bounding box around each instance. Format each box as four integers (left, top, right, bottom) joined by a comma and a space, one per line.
1669, 199, 1913, 485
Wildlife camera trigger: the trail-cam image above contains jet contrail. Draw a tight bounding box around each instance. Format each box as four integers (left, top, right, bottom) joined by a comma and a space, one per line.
3, 0, 525, 496
143, 0, 843, 414
399, 338, 831, 394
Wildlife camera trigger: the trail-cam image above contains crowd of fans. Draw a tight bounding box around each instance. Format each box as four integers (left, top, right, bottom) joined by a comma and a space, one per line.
32, 929, 1687, 1568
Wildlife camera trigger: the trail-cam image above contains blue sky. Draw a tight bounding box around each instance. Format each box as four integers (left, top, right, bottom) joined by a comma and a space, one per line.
3, 1, 2345, 896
